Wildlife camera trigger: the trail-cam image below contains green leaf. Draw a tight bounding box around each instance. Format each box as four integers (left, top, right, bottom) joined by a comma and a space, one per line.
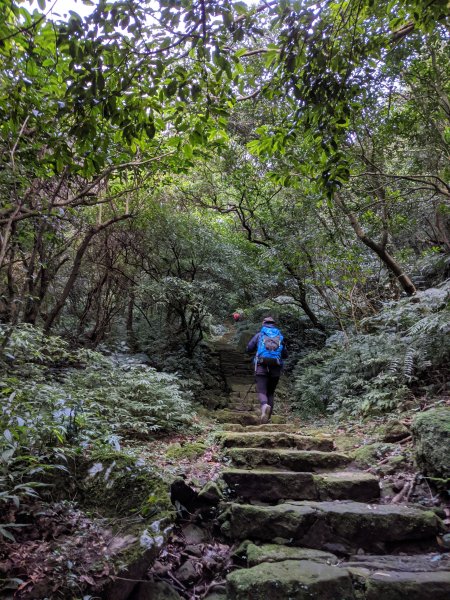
183, 143, 193, 159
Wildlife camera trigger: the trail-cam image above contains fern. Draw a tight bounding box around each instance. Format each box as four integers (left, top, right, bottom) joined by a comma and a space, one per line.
292, 281, 449, 416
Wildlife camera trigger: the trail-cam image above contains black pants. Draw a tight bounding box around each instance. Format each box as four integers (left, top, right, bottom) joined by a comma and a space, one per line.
255, 374, 280, 413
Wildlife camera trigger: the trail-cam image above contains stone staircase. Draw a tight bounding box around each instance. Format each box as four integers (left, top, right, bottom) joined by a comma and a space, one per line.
213, 341, 450, 600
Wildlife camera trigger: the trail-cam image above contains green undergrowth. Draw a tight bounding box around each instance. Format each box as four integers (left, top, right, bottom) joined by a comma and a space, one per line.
165, 441, 207, 460
0, 324, 195, 525
292, 283, 449, 417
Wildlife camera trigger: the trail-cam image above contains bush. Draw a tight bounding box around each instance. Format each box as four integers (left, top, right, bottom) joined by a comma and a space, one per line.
292, 283, 450, 417
0, 325, 195, 515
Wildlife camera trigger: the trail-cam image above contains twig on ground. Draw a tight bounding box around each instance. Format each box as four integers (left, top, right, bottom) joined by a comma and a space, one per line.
413, 398, 449, 412
392, 480, 411, 503
167, 571, 187, 592
406, 474, 418, 502
399, 435, 412, 445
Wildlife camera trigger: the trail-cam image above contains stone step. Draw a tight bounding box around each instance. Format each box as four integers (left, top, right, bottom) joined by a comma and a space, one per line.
227, 381, 255, 390
226, 555, 450, 600
221, 469, 380, 502
215, 410, 260, 426
245, 543, 339, 566
345, 552, 450, 572
314, 471, 380, 501
221, 500, 444, 553
227, 401, 257, 409
218, 431, 334, 452
244, 544, 450, 573
225, 406, 256, 413
227, 559, 354, 600
226, 447, 351, 471
215, 410, 287, 426
229, 391, 257, 399
221, 423, 301, 432
227, 397, 257, 407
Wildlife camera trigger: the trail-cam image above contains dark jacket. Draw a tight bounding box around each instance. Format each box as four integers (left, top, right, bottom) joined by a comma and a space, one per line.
246, 330, 288, 376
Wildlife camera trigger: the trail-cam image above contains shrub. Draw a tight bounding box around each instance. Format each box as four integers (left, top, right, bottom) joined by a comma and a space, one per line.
292, 283, 450, 416
0, 325, 195, 515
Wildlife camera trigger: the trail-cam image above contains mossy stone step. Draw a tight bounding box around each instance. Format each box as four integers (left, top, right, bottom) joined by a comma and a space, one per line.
215, 410, 260, 426
215, 411, 288, 426
227, 380, 254, 389
221, 501, 443, 553
226, 557, 450, 600
231, 545, 450, 599
222, 469, 317, 502
227, 559, 354, 600
221, 469, 380, 502
229, 389, 257, 396
360, 570, 450, 600
219, 431, 334, 451
315, 471, 380, 501
245, 543, 338, 566
344, 553, 450, 573
221, 423, 302, 433
225, 403, 257, 412
226, 447, 351, 471
226, 399, 257, 406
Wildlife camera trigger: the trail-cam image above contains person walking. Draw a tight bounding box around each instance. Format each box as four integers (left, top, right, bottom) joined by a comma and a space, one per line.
246, 316, 287, 423
232, 310, 242, 323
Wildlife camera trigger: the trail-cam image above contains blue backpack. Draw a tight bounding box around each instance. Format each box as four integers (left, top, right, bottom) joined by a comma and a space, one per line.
256, 326, 284, 366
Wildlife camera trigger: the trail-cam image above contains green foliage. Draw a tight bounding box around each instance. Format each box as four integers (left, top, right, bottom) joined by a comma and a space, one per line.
293, 283, 450, 416
165, 442, 206, 460
65, 361, 194, 438
0, 325, 195, 516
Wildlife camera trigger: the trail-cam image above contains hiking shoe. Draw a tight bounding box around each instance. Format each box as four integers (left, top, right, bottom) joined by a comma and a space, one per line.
260, 404, 271, 424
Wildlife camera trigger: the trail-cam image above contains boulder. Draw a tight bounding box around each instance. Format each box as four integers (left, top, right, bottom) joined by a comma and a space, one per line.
352, 442, 396, 468
181, 523, 210, 545
174, 559, 199, 584
379, 420, 410, 442
412, 408, 450, 480
198, 481, 224, 504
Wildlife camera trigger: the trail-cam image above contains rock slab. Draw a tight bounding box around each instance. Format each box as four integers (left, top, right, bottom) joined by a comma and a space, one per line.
227, 559, 355, 600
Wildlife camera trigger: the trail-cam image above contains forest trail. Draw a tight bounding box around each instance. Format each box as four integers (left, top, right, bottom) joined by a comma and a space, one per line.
209, 336, 450, 599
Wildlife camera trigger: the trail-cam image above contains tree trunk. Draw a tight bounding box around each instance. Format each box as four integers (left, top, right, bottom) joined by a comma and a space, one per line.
284, 263, 326, 330
43, 215, 131, 333
126, 291, 135, 334
335, 194, 416, 296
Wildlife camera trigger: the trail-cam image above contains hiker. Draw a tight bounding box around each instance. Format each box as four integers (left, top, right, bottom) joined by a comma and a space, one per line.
246, 316, 287, 423
232, 310, 242, 322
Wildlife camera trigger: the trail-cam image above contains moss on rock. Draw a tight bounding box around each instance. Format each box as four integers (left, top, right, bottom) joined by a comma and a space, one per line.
412, 408, 450, 481
79, 455, 173, 520
226, 560, 354, 600
165, 442, 206, 460
378, 420, 410, 442
246, 543, 338, 566
352, 442, 396, 467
